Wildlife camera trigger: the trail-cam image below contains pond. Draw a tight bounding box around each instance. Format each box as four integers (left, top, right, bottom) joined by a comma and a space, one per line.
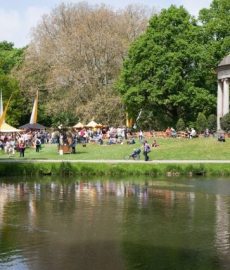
0, 176, 230, 270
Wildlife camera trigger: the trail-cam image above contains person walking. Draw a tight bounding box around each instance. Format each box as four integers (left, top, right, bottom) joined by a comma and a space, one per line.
139, 130, 143, 144
19, 140, 25, 157
143, 140, 150, 161
35, 138, 41, 152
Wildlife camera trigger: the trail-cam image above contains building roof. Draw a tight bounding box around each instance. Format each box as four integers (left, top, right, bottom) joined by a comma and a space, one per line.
218, 54, 230, 67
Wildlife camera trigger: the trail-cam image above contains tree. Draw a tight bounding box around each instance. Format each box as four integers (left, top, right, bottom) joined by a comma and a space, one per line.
220, 113, 230, 132
207, 114, 217, 133
176, 118, 185, 131
0, 41, 26, 126
117, 5, 216, 129
17, 2, 154, 126
196, 112, 207, 134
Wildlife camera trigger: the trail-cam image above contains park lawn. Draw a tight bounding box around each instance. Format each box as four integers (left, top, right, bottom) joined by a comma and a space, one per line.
0, 137, 229, 160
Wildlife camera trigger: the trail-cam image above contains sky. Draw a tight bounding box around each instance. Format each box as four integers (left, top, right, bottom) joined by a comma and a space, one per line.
0, 0, 213, 48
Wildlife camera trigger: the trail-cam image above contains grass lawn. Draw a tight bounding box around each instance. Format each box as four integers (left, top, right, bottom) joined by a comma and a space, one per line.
0, 137, 229, 160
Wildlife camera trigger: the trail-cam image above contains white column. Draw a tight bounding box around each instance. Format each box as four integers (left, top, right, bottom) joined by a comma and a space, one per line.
217, 80, 223, 131
223, 79, 229, 116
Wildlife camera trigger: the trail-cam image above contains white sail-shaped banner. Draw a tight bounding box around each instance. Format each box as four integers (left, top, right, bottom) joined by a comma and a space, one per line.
30, 91, 38, 124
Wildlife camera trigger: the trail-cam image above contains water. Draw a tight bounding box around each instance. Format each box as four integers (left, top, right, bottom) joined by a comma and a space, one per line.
1, 176, 230, 270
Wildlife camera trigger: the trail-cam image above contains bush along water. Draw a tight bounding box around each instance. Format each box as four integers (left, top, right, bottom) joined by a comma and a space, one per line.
1, 162, 230, 177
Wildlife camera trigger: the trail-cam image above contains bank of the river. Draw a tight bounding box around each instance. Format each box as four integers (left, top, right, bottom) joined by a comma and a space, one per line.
1, 161, 230, 177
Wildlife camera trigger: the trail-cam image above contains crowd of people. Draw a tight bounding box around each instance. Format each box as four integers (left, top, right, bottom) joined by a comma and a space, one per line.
0, 124, 227, 160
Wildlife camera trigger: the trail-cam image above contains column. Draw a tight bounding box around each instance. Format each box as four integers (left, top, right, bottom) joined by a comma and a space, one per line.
223, 79, 229, 116
217, 80, 223, 131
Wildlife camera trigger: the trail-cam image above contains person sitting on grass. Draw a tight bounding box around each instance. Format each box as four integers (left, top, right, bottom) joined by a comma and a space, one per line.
152, 140, 159, 147
127, 136, 135, 145
218, 134, 226, 142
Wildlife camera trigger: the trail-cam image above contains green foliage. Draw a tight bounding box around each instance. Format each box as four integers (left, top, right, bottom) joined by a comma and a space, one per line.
207, 114, 217, 133
220, 113, 230, 132
117, 5, 216, 128
176, 118, 185, 131
196, 112, 208, 134
0, 41, 26, 126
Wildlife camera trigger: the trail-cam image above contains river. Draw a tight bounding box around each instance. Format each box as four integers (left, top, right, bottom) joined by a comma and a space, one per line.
0, 176, 230, 270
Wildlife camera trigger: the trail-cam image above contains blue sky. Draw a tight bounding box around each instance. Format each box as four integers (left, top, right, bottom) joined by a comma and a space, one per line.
0, 0, 213, 48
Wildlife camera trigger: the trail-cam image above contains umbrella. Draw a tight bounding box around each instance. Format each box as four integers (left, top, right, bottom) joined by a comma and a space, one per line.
0, 122, 22, 132
19, 123, 46, 130
73, 122, 84, 129
85, 120, 97, 128
95, 123, 104, 128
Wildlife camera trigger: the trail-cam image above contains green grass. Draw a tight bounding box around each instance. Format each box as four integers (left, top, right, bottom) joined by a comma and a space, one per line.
0, 137, 229, 160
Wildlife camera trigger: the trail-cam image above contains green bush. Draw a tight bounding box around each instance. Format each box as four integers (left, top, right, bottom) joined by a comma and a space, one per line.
207, 114, 217, 134
196, 113, 207, 134
220, 113, 230, 132
176, 118, 185, 131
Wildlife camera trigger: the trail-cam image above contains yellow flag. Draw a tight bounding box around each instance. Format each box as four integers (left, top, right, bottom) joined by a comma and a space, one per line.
0, 93, 12, 127
30, 91, 38, 124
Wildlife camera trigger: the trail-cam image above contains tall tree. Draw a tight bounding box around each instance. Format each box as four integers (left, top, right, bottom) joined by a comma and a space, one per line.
17, 2, 154, 126
117, 5, 216, 129
0, 41, 25, 126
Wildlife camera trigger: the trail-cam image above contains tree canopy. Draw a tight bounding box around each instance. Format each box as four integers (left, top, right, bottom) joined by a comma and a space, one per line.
17, 2, 154, 126
117, 5, 216, 129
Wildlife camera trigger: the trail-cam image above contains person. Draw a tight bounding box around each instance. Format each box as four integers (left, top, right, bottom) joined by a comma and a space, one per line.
127, 136, 135, 145
191, 128, 197, 138
143, 140, 150, 161
204, 128, 210, 138
171, 127, 177, 138
152, 140, 159, 147
139, 130, 143, 144
19, 140, 25, 157
131, 148, 141, 158
71, 136, 76, 153
218, 134, 226, 142
185, 127, 191, 138
35, 138, 41, 152
166, 127, 171, 137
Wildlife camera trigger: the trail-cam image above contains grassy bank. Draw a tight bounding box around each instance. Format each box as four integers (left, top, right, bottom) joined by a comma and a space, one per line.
1, 161, 230, 177
0, 137, 229, 160
0, 138, 230, 176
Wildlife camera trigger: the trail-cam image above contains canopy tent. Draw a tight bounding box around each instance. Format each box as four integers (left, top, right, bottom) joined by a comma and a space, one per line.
0, 123, 21, 133
19, 123, 46, 130
95, 123, 104, 128
73, 122, 84, 129
85, 120, 97, 128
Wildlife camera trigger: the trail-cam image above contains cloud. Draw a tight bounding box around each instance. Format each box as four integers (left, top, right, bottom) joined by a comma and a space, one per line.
0, 6, 49, 48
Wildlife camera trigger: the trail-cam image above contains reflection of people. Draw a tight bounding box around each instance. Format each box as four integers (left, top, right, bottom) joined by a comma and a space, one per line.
19, 140, 25, 157
152, 140, 159, 147
218, 134, 226, 142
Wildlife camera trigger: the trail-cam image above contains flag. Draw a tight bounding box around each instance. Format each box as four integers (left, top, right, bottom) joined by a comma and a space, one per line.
30, 91, 38, 124
0, 93, 12, 127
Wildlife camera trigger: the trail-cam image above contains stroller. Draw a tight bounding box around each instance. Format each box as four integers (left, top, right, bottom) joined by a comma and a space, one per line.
124, 148, 141, 160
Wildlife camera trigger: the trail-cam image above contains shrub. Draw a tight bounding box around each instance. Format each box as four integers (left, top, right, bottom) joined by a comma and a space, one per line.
207, 114, 217, 134
220, 113, 230, 132
196, 113, 207, 134
176, 118, 185, 131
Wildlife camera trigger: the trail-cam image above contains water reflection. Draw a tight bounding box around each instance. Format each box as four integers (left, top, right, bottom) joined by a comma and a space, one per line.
1, 177, 230, 269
